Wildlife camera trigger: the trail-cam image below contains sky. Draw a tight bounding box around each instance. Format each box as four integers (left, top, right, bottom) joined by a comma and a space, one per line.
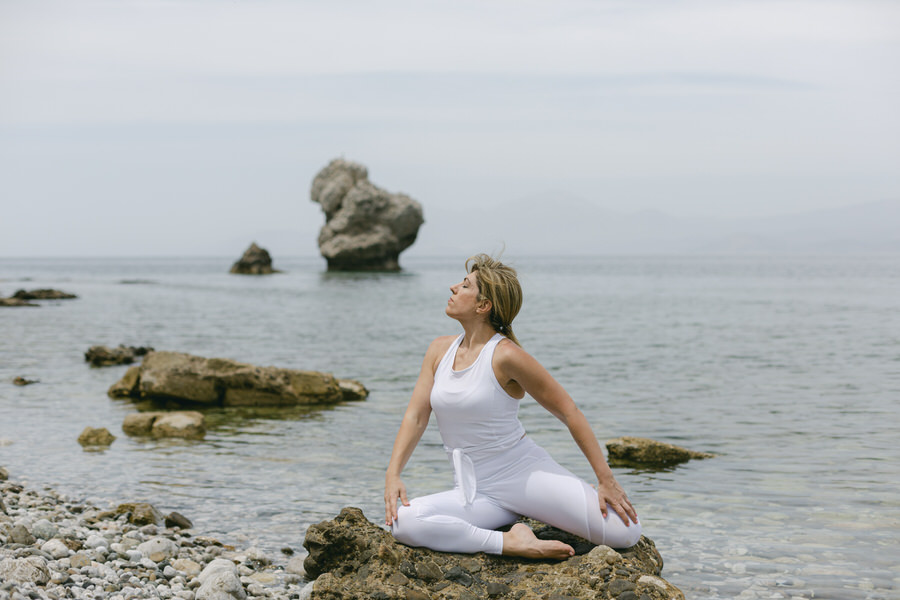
1, 0, 898, 257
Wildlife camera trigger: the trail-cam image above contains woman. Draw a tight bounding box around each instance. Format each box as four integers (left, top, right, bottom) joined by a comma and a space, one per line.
384, 254, 640, 559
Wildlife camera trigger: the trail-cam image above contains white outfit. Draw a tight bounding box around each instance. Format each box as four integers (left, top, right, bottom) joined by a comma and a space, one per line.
391, 333, 641, 554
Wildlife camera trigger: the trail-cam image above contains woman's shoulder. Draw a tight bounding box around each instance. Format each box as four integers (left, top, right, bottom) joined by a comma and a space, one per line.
492, 337, 536, 368
427, 335, 459, 356
422, 335, 458, 373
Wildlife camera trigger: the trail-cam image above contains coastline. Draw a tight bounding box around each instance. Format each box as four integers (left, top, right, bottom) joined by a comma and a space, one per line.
0, 468, 310, 600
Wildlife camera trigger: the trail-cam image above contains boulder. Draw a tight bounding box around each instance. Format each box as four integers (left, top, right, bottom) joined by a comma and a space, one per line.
122, 411, 206, 439
605, 436, 714, 469
12, 288, 77, 300
311, 158, 424, 271
109, 351, 367, 407
77, 427, 116, 447
230, 242, 280, 275
85, 345, 154, 367
303, 507, 684, 600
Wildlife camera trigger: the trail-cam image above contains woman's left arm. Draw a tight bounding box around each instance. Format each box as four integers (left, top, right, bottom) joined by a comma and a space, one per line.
494, 342, 639, 525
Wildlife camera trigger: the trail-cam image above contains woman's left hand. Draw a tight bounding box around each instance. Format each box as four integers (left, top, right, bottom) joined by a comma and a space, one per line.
596, 477, 638, 525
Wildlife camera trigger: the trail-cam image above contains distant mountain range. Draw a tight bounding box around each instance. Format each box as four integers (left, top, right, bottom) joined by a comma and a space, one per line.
246, 196, 900, 259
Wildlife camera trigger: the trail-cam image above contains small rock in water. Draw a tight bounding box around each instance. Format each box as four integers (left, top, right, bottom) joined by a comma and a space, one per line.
229, 242, 280, 275
12, 376, 39, 386
77, 427, 116, 448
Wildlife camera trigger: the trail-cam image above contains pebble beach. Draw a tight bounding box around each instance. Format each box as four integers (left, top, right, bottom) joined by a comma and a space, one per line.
0, 468, 310, 600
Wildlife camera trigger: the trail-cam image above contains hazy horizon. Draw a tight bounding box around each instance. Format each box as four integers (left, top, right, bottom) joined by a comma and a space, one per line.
2, 0, 898, 258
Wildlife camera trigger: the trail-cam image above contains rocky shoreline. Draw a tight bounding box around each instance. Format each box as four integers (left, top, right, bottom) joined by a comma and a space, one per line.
0, 468, 311, 600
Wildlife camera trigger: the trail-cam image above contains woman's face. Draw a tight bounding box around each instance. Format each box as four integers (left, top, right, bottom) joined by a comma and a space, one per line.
447, 271, 483, 319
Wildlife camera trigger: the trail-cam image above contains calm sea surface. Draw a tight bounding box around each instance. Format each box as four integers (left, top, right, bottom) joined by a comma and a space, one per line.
1, 255, 898, 599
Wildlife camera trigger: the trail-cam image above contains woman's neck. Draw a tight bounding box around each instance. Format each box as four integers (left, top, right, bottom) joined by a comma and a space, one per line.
457, 319, 497, 350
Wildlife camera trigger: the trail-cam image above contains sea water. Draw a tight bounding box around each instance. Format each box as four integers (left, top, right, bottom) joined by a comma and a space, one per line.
1, 254, 898, 599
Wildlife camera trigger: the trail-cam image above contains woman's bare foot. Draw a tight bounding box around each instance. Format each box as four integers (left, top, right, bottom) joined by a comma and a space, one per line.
501, 523, 574, 560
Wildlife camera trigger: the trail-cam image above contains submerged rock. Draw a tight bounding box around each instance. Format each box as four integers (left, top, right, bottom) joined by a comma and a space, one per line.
12, 376, 39, 386
311, 158, 424, 271
109, 351, 367, 407
230, 242, 280, 275
85, 344, 154, 367
605, 436, 714, 468
303, 507, 684, 599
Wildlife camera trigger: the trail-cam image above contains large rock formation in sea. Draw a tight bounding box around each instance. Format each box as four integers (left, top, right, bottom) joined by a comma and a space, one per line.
303, 507, 684, 599
311, 159, 424, 271
230, 242, 280, 275
108, 351, 368, 406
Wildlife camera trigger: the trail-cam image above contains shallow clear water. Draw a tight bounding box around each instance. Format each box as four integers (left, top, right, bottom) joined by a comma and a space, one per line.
1, 254, 898, 599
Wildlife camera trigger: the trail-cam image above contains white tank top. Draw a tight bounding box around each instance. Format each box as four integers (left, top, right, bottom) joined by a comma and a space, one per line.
430, 333, 526, 459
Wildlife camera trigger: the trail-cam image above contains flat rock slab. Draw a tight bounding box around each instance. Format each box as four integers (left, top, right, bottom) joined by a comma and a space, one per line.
303, 507, 684, 600
108, 351, 368, 407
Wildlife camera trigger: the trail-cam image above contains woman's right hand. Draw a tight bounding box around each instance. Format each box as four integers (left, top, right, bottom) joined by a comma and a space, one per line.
384, 474, 409, 526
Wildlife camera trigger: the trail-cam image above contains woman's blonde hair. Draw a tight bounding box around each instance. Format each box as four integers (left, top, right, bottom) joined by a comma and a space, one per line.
466, 253, 523, 346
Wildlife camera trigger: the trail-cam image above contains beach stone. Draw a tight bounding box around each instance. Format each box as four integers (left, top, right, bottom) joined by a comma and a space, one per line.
311, 158, 424, 271
605, 436, 714, 468
0, 466, 8, 480
196, 558, 247, 600
172, 558, 203, 578
110, 350, 365, 407
10, 523, 36, 545
229, 243, 280, 275
70, 552, 92, 568
0, 556, 50, 585
31, 518, 58, 540
85, 534, 108, 549
77, 427, 116, 448
303, 507, 683, 599
138, 537, 179, 562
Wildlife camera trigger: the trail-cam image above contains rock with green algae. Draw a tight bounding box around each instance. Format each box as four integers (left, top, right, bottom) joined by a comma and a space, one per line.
303, 507, 684, 600
605, 436, 714, 469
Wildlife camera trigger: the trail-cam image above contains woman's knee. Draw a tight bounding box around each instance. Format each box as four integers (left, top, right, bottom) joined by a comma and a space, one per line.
390, 503, 421, 546
605, 516, 642, 549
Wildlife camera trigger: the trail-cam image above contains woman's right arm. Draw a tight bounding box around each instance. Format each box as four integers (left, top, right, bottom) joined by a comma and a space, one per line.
384, 337, 450, 526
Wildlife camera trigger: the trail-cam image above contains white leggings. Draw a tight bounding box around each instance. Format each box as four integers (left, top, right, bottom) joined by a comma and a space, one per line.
391, 436, 641, 555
